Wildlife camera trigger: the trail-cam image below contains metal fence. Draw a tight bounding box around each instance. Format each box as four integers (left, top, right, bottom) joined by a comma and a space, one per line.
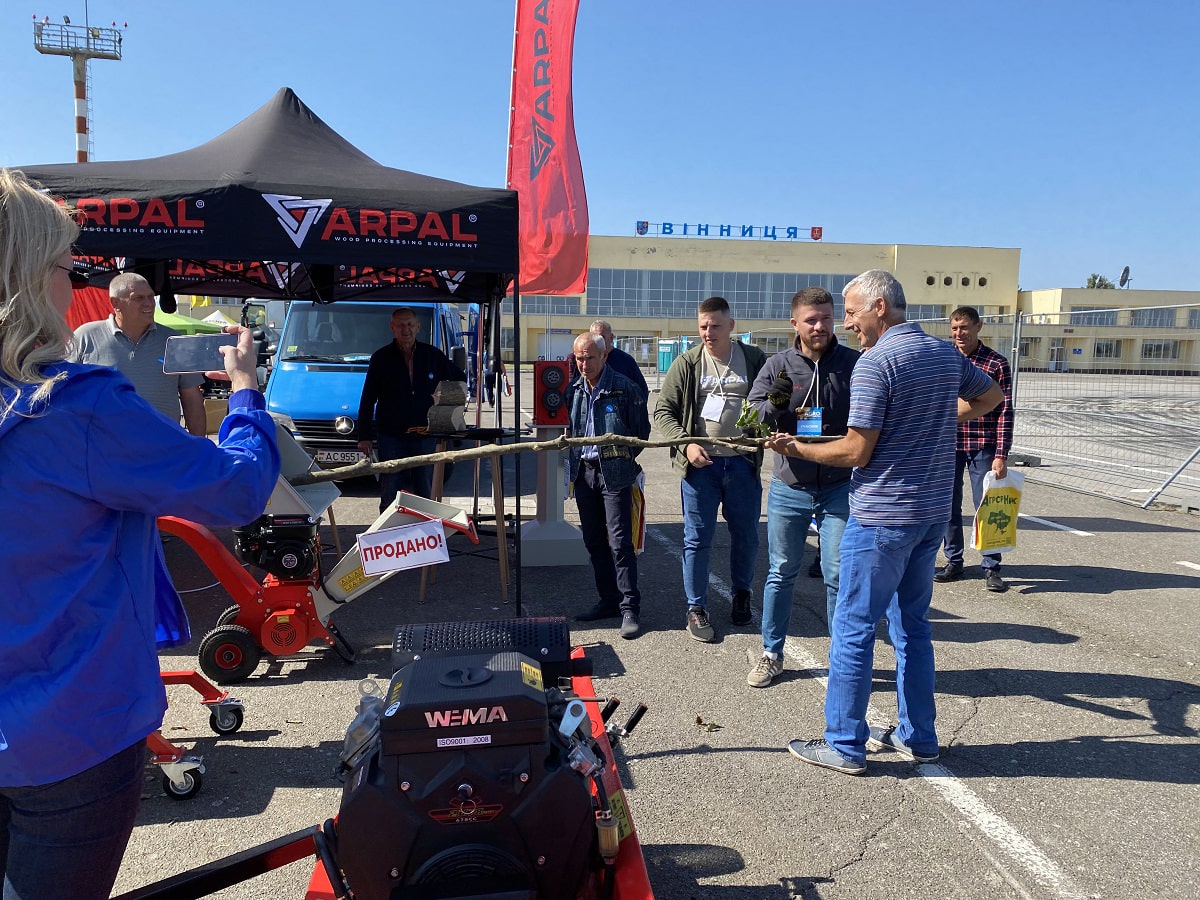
920, 306, 1200, 511
621, 310, 1199, 511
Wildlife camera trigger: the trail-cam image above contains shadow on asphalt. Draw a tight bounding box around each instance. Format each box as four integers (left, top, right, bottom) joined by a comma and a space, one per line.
936, 667, 1199, 740
999, 563, 1200, 595
139, 740, 346, 821
947, 735, 1200, 784
639, 841, 826, 898
1017, 515, 1199, 534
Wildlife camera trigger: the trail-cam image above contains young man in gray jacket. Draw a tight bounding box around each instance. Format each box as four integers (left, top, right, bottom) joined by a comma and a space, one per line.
654, 297, 767, 642
744, 287, 859, 686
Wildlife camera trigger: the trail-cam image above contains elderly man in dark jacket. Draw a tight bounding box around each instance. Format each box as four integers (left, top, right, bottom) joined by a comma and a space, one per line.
744, 287, 859, 687
566, 332, 651, 639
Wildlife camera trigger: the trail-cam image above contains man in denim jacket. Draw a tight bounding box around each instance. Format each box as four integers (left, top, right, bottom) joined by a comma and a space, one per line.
565, 332, 651, 639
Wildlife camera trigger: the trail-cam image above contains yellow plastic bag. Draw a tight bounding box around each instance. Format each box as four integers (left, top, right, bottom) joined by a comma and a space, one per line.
973, 469, 1023, 555
631, 471, 647, 555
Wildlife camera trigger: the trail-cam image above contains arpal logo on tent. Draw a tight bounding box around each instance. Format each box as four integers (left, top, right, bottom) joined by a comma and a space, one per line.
438, 270, 467, 294
262, 193, 333, 249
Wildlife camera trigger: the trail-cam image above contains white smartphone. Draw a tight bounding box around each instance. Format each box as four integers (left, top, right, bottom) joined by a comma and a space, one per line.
163, 333, 237, 374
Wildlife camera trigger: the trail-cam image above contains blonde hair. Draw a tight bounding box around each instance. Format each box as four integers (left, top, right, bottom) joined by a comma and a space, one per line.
0, 168, 79, 412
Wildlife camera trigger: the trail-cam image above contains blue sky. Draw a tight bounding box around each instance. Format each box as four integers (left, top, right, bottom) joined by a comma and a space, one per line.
2, 1, 1196, 291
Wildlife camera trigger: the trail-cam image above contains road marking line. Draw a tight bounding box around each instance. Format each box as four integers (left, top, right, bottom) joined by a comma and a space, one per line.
647, 527, 1086, 899
1178, 561, 1200, 572
1018, 514, 1093, 536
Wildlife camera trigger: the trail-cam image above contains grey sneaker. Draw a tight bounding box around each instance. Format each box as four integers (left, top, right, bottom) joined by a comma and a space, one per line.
619, 612, 641, 640
747, 654, 784, 688
787, 738, 866, 775
686, 606, 715, 642
866, 725, 939, 762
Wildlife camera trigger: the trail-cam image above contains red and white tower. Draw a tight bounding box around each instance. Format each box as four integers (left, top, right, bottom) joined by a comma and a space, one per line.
33, 13, 124, 162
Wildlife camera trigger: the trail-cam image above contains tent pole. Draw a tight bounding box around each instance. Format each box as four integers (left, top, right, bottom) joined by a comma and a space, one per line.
511, 275, 522, 616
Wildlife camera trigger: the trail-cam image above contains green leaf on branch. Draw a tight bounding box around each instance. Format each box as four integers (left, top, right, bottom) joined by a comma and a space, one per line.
735, 401, 772, 438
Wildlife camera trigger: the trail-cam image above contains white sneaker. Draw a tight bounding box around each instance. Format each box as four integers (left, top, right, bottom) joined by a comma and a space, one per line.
747, 654, 784, 688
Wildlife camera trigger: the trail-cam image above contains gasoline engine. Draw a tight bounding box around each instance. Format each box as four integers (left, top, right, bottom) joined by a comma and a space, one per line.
324, 619, 643, 900
232, 514, 319, 581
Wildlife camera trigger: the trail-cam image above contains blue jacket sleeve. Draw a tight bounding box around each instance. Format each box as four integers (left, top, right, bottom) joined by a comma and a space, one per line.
82, 378, 280, 527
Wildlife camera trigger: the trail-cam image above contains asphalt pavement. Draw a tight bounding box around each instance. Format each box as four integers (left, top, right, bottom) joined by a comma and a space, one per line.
114, 379, 1200, 900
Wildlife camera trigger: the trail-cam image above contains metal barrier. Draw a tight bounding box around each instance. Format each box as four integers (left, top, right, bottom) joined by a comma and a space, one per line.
920, 308, 1200, 510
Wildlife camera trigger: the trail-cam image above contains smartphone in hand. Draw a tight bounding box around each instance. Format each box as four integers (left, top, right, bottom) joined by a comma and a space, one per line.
163, 333, 237, 374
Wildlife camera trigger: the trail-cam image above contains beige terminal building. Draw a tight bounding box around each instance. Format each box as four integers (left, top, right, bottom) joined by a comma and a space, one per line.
507, 235, 1200, 374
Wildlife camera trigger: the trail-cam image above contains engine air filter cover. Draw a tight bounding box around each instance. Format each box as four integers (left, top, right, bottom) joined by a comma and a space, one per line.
380, 651, 549, 756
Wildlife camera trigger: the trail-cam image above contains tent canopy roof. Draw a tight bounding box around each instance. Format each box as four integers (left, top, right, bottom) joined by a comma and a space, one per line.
20, 88, 518, 303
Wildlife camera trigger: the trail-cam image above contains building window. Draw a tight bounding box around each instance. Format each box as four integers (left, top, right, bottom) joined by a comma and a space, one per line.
907, 304, 943, 321
979, 276, 988, 287
1070, 306, 1118, 326
1189, 308, 1200, 329
520, 295, 579, 316
1130, 307, 1176, 328
942, 275, 952, 286
584, 267, 856, 320
961, 276, 971, 287
1141, 340, 1181, 360
1093, 339, 1122, 359
926, 275, 935, 286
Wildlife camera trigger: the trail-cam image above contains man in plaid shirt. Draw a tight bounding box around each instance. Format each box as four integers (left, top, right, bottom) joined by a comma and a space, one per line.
934, 306, 1015, 592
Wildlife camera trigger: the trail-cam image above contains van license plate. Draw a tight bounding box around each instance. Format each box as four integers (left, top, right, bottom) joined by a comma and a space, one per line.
317, 450, 364, 464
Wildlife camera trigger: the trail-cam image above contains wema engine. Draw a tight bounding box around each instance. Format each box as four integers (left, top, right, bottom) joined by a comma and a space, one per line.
330, 649, 610, 900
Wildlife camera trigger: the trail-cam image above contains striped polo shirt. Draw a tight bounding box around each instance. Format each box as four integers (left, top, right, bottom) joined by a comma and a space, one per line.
847, 322, 994, 525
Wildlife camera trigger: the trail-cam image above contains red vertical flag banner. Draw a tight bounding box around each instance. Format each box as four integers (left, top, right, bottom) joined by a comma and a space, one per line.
507, 0, 588, 295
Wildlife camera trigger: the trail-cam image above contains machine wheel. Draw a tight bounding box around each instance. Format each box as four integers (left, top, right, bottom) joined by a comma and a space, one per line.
208, 705, 244, 735
216, 604, 242, 627
198, 625, 261, 684
162, 768, 202, 800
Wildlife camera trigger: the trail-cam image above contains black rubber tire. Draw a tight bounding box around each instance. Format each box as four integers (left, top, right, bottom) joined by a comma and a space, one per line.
208, 705, 244, 735
198, 625, 261, 684
162, 768, 202, 800
216, 604, 242, 627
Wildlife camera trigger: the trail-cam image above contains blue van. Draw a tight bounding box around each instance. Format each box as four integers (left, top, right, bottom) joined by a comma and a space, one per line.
265, 301, 475, 465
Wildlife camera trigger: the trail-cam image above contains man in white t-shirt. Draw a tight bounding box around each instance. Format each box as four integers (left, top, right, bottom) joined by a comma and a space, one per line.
654, 297, 767, 642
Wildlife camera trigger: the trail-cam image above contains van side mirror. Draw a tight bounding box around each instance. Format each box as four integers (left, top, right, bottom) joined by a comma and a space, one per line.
451, 345, 468, 372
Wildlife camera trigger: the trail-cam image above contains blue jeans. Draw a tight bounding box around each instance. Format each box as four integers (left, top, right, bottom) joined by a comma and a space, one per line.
761, 478, 850, 652
824, 516, 944, 766
680, 455, 762, 607
1, 740, 146, 900
377, 433, 434, 513
574, 463, 640, 614
943, 447, 1001, 571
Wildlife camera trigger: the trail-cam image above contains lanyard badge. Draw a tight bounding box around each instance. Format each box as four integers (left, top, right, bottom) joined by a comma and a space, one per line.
795, 406, 823, 437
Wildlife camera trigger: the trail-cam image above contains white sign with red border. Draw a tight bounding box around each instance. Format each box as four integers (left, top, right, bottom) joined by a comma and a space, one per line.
357, 520, 449, 577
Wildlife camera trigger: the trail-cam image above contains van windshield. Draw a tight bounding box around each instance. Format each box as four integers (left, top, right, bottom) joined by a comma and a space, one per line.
279, 305, 434, 363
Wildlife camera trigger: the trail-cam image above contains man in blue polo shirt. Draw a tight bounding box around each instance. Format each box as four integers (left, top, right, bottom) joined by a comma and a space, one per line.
766, 269, 1002, 775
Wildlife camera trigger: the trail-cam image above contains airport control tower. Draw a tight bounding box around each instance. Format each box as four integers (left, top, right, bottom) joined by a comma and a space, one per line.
32, 14, 124, 162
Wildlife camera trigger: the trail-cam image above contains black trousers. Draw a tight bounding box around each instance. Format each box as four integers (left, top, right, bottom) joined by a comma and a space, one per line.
574, 462, 640, 614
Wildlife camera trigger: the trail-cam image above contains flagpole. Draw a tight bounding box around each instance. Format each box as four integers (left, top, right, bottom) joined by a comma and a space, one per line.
504, 0, 520, 187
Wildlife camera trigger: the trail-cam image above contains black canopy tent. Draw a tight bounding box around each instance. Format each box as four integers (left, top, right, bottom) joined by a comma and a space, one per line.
19, 86, 527, 605
19, 87, 518, 303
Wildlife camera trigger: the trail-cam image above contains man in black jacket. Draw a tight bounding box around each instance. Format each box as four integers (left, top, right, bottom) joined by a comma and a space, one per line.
744, 287, 859, 687
357, 307, 466, 512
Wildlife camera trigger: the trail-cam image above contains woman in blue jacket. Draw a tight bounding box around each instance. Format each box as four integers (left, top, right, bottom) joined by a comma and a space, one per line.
0, 168, 280, 899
